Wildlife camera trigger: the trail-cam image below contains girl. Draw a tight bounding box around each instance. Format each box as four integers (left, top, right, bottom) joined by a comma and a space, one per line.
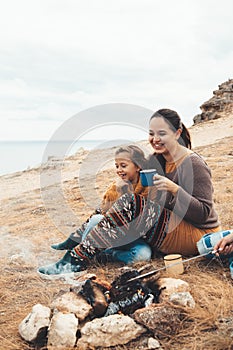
51, 145, 148, 250
38, 145, 151, 276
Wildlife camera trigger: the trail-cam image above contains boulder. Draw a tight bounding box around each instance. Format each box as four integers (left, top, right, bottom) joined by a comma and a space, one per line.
133, 303, 184, 339
47, 312, 78, 348
18, 303, 51, 342
51, 291, 92, 321
169, 291, 195, 308
157, 277, 190, 302
77, 314, 146, 349
193, 79, 233, 124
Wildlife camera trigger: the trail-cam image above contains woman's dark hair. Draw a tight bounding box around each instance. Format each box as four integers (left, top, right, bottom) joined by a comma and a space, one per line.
115, 145, 146, 169
150, 108, 192, 149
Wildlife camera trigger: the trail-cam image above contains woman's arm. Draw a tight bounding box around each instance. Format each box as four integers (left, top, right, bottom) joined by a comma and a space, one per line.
154, 154, 217, 225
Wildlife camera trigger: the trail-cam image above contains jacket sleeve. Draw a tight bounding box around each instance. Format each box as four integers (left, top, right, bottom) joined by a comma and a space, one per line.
164, 155, 215, 225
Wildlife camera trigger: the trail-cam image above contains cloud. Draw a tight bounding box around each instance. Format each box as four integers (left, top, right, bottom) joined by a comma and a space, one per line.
0, 0, 233, 139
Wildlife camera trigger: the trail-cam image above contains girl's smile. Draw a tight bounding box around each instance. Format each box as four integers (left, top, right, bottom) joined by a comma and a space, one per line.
115, 152, 140, 184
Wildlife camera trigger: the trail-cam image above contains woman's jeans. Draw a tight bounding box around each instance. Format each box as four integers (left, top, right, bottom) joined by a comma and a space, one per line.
104, 238, 152, 264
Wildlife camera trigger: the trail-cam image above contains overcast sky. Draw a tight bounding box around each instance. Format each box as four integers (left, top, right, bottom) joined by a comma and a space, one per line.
0, 0, 232, 141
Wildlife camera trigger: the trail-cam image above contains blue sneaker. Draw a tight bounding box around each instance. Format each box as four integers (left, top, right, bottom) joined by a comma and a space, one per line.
37, 250, 87, 279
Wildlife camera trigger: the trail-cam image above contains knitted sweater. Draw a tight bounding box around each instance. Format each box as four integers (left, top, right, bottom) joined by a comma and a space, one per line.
101, 179, 148, 213
148, 152, 219, 229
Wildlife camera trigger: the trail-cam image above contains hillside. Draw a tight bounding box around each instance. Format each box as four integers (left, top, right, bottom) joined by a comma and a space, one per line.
0, 114, 233, 350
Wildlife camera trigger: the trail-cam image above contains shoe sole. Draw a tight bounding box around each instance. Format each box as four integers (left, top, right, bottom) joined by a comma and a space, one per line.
37, 269, 86, 281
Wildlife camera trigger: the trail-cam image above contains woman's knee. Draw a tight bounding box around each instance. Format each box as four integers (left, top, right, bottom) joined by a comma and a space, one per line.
131, 242, 152, 262
109, 241, 152, 264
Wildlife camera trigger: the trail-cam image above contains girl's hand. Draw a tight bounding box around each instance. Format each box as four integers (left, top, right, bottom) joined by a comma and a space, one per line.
115, 179, 133, 194
153, 174, 179, 196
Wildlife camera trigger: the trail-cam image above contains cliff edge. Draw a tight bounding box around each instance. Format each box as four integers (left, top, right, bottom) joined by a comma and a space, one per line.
193, 78, 233, 124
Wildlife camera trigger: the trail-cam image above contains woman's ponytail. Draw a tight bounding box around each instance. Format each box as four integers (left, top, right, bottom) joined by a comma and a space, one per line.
179, 123, 192, 149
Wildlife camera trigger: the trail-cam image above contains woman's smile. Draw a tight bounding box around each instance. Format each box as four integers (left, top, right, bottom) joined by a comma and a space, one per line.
152, 142, 165, 150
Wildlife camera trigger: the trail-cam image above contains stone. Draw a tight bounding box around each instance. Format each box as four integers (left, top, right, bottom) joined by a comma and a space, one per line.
157, 277, 190, 302
51, 291, 92, 321
193, 79, 233, 124
148, 336, 161, 349
18, 303, 51, 342
77, 314, 146, 349
169, 291, 195, 308
47, 312, 78, 348
133, 303, 184, 339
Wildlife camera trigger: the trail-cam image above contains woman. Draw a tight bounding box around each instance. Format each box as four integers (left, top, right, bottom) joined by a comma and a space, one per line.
145, 108, 221, 255
38, 109, 221, 276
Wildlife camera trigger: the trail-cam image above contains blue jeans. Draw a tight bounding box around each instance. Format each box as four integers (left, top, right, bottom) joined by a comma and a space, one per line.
104, 238, 152, 264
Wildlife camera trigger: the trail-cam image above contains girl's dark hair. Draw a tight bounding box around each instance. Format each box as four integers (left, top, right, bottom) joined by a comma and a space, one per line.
115, 145, 146, 169
150, 108, 192, 149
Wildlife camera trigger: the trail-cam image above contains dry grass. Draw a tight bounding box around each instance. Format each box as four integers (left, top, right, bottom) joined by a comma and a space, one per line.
0, 137, 233, 350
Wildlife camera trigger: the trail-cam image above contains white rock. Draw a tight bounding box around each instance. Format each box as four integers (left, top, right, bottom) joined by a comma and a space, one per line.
51, 291, 92, 321
47, 312, 78, 348
77, 314, 146, 349
158, 277, 190, 302
18, 303, 51, 342
169, 292, 195, 308
148, 336, 161, 349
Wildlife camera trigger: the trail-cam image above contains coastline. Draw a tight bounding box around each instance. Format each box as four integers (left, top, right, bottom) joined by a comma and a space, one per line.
1, 113, 233, 201
0, 139, 107, 177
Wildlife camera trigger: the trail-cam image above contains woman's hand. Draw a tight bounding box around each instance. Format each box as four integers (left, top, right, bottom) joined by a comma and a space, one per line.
153, 174, 179, 196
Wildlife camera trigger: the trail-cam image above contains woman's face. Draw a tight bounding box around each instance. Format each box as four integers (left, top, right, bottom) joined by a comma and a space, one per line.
148, 117, 180, 155
115, 152, 140, 183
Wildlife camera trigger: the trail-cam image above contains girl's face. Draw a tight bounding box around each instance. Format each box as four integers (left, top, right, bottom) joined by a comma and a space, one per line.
148, 117, 180, 155
115, 152, 140, 183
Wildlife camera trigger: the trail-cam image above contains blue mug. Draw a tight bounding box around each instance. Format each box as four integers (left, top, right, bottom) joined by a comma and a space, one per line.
140, 169, 157, 187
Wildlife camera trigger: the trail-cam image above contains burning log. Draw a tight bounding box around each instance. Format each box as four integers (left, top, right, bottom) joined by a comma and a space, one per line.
73, 268, 163, 318
104, 269, 163, 316
71, 278, 110, 318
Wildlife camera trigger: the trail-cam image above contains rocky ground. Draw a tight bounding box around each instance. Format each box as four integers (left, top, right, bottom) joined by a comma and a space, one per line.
0, 115, 233, 350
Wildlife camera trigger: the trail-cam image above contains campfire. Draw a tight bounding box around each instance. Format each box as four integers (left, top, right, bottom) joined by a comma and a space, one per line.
72, 268, 163, 318
18, 267, 196, 349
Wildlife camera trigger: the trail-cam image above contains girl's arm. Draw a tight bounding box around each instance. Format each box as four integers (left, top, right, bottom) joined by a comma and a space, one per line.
101, 180, 132, 213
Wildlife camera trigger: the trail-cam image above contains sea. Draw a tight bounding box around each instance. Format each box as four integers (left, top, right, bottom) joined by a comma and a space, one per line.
0, 140, 107, 177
